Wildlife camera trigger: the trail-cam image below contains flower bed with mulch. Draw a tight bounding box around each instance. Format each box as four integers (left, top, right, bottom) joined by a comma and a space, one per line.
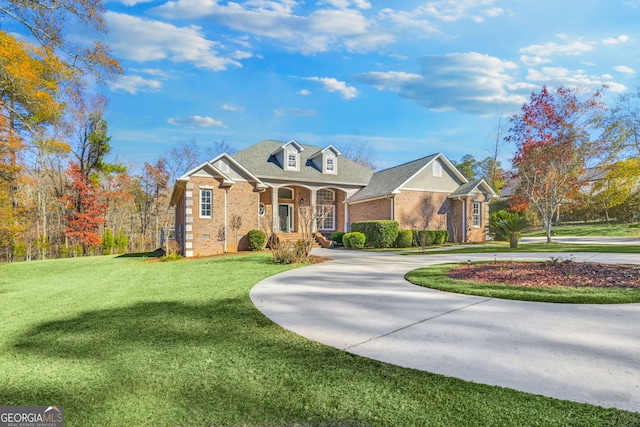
447, 261, 640, 289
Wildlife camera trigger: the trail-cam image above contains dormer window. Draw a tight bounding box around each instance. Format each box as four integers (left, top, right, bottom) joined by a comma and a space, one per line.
326, 157, 335, 172
287, 152, 298, 169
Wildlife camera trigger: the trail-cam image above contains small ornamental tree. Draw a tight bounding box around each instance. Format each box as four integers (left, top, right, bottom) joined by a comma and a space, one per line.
61, 162, 106, 255
507, 86, 609, 243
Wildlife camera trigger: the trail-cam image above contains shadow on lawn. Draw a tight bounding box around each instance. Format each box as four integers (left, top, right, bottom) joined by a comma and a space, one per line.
5, 298, 639, 426
116, 248, 165, 258
5, 299, 370, 425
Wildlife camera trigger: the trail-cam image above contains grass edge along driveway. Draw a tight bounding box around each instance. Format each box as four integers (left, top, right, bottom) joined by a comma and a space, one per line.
1, 253, 638, 426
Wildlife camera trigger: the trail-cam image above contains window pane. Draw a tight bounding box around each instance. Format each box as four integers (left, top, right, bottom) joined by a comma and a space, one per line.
317, 205, 335, 230
473, 202, 481, 227
326, 158, 334, 171
288, 153, 297, 168
317, 189, 335, 202
278, 188, 294, 199
201, 190, 212, 217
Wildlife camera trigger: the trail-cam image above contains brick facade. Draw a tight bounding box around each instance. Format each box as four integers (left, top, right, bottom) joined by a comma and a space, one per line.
185, 177, 259, 256
349, 198, 392, 225
393, 190, 450, 231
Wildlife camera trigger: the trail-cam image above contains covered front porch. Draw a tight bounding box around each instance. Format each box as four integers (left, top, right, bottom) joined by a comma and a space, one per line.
259, 183, 358, 236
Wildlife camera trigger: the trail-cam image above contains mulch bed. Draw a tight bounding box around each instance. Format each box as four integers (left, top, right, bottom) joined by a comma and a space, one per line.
448, 261, 640, 289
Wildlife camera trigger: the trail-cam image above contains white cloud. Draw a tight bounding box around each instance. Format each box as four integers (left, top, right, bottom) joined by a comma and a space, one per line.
378, 8, 440, 37
105, 11, 242, 71
353, 71, 422, 92
422, 0, 500, 23
526, 67, 627, 92
222, 104, 245, 112
355, 52, 525, 114
167, 116, 227, 127
603, 35, 630, 45
317, 0, 371, 9
304, 77, 358, 99
613, 65, 635, 75
151, 0, 391, 54
520, 55, 551, 66
299, 89, 311, 96
109, 75, 162, 94
483, 7, 503, 17
520, 40, 593, 57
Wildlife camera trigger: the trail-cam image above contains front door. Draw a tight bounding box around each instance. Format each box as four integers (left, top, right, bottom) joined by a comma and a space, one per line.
278, 204, 293, 232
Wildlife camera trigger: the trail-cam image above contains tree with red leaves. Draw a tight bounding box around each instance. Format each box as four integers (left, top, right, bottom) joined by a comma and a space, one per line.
507, 86, 609, 243
62, 162, 106, 254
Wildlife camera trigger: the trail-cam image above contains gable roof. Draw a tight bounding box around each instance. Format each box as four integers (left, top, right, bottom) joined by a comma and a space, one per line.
449, 178, 498, 199
231, 139, 374, 186
209, 152, 267, 190
347, 153, 469, 203
169, 161, 236, 206
308, 144, 342, 160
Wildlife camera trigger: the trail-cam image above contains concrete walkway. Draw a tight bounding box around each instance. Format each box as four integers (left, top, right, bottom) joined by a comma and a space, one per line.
250, 249, 640, 413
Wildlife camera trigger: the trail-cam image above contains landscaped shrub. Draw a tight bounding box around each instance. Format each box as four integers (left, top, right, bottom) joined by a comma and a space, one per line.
247, 229, 266, 251
395, 229, 413, 248
331, 231, 346, 247
433, 230, 447, 245
414, 230, 435, 247
348, 232, 366, 249
351, 220, 399, 248
342, 232, 353, 248
489, 210, 519, 241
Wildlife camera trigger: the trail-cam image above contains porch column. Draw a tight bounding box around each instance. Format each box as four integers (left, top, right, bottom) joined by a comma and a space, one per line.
271, 187, 279, 233
310, 189, 317, 233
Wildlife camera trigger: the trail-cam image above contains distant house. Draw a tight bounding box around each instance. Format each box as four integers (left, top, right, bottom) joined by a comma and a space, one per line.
169, 139, 497, 256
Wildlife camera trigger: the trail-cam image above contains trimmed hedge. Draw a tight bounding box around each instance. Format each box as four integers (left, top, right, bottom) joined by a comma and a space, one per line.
349, 232, 366, 249
414, 230, 435, 247
247, 229, 266, 251
342, 232, 353, 248
331, 231, 346, 247
414, 229, 449, 246
395, 229, 413, 248
351, 220, 399, 248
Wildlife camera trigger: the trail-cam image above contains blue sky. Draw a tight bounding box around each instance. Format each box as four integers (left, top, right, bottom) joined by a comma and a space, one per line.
100, 0, 640, 171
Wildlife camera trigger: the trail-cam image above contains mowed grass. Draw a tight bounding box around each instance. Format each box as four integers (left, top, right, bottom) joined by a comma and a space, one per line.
522, 222, 640, 237
406, 262, 640, 304
409, 241, 640, 255
1, 255, 639, 426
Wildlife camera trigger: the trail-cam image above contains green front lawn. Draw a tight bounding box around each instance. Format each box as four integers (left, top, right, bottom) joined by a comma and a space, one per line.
406, 241, 640, 255
405, 262, 640, 304
1, 254, 638, 426
522, 222, 640, 237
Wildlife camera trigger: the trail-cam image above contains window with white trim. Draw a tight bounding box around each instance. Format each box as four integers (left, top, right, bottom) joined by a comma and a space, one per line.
473, 201, 481, 227
326, 156, 335, 173
200, 189, 212, 217
317, 189, 335, 202
287, 152, 297, 169
278, 187, 294, 200
316, 189, 335, 230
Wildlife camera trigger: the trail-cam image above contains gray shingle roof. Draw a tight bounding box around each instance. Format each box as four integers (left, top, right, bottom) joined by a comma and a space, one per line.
449, 179, 484, 197
348, 154, 439, 202
231, 140, 374, 186
449, 178, 498, 199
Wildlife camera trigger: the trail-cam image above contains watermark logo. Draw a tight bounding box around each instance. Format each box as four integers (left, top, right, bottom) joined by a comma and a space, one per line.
0, 406, 64, 427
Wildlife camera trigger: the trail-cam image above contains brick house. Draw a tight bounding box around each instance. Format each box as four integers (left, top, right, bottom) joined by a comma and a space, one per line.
169, 139, 497, 256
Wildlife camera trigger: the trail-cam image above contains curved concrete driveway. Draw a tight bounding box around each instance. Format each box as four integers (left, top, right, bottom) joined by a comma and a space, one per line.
250, 249, 640, 413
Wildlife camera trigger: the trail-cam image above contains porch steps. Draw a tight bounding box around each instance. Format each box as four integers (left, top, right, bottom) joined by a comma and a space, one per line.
271, 232, 323, 248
